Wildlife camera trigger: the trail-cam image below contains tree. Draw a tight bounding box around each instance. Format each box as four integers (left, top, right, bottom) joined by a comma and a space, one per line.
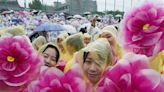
91, 11, 105, 16
106, 10, 124, 17
29, 0, 43, 10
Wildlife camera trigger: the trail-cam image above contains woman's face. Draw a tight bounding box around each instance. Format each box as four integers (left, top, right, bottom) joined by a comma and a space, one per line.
36, 42, 44, 50
42, 47, 57, 67
83, 52, 106, 85
101, 32, 114, 45
84, 37, 91, 45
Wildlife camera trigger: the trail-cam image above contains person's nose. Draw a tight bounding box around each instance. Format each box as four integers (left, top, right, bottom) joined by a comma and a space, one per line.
44, 57, 50, 64
88, 63, 97, 73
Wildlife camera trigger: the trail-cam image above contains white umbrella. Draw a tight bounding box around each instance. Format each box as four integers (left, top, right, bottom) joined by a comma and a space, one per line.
83, 12, 91, 15
73, 14, 83, 19
115, 14, 122, 18
63, 25, 77, 34
59, 12, 65, 16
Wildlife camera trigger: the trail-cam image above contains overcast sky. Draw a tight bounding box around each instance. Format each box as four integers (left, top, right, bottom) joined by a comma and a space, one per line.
17, 0, 163, 12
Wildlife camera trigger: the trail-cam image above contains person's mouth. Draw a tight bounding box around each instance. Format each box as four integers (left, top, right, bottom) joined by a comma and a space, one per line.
45, 63, 52, 67
88, 73, 98, 78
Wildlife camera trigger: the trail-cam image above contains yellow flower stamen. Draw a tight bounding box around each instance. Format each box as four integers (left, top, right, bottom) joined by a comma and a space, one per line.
143, 24, 150, 30
7, 56, 15, 62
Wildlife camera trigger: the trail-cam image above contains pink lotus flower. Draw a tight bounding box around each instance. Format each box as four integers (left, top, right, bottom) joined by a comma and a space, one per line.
122, 2, 164, 57
26, 64, 89, 92
25, 66, 64, 92
0, 36, 42, 91
96, 53, 164, 92
60, 64, 89, 92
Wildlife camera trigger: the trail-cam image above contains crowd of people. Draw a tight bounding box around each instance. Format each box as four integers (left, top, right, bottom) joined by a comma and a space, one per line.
0, 1, 164, 92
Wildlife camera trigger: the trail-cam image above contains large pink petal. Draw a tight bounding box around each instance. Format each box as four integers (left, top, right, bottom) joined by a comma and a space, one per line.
133, 18, 145, 27
39, 67, 63, 84
107, 73, 133, 92
61, 64, 87, 92
9, 42, 30, 62
97, 78, 121, 92
50, 79, 61, 87
43, 67, 64, 78
13, 64, 31, 77
72, 78, 87, 92
132, 33, 144, 41
2, 62, 17, 72
154, 75, 164, 92
40, 87, 51, 92
140, 32, 162, 46
26, 81, 40, 92
38, 67, 63, 87
135, 11, 149, 22
159, 17, 164, 26
123, 30, 133, 43
143, 25, 159, 33
147, 7, 157, 20
63, 83, 72, 91
12, 48, 29, 62
152, 17, 164, 26
105, 59, 130, 84
0, 48, 10, 56
126, 18, 133, 32
127, 18, 144, 33
153, 34, 164, 55
4, 75, 27, 87
119, 73, 131, 89
0, 71, 9, 80
128, 32, 162, 48
0, 49, 11, 61
125, 54, 150, 72
134, 69, 161, 92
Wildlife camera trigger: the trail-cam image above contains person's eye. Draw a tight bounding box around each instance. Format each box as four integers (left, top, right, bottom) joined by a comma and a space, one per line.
94, 61, 102, 67
85, 60, 92, 64
51, 57, 56, 62
43, 54, 48, 58
107, 36, 112, 38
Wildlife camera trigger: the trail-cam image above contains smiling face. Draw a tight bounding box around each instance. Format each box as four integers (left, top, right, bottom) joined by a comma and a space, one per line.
42, 47, 57, 67
100, 32, 114, 45
84, 37, 91, 45
82, 52, 106, 85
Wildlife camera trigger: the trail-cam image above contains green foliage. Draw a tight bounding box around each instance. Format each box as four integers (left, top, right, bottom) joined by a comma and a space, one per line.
29, 0, 43, 10
91, 11, 105, 16
91, 10, 124, 17
106, 10, 124, 17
